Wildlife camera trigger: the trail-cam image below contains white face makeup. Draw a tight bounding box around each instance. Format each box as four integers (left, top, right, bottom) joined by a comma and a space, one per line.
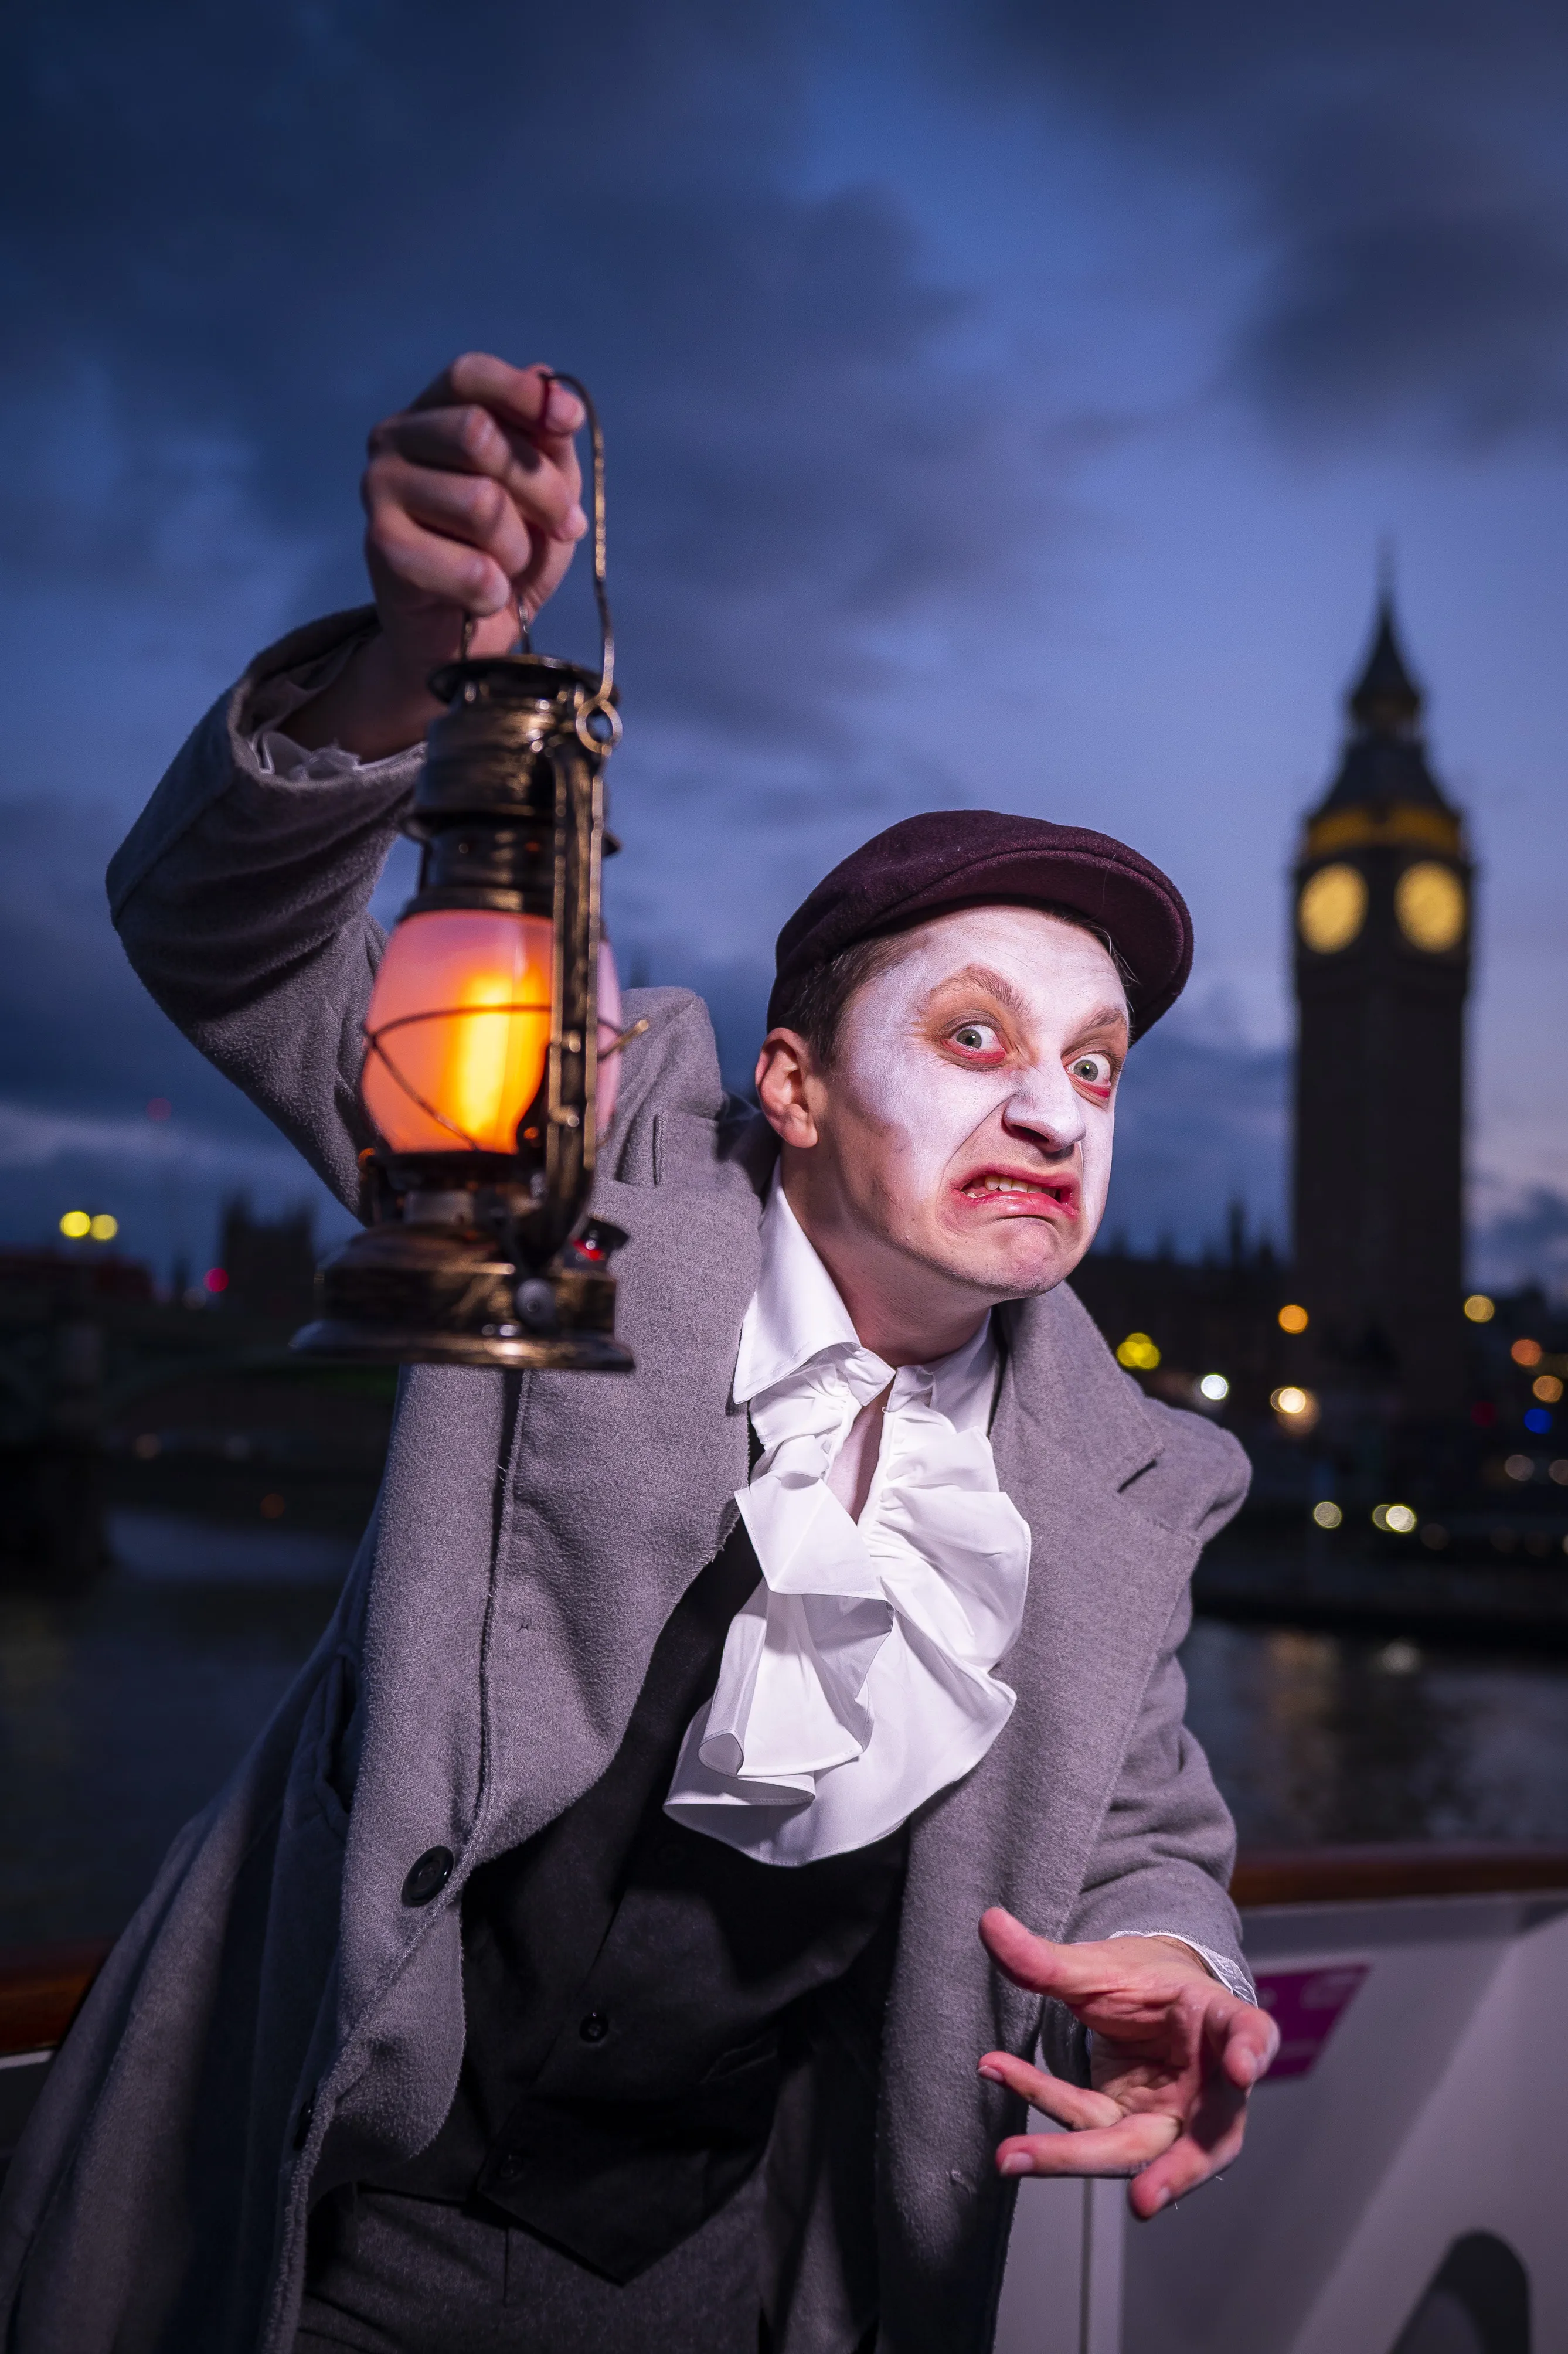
771, 907, 1130, 1324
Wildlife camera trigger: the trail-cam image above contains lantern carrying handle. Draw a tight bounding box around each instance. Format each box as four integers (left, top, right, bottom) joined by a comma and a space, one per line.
543, 371, 621, 755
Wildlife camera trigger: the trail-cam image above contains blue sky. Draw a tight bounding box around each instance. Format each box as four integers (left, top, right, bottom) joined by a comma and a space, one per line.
3, 0, 1566, 1287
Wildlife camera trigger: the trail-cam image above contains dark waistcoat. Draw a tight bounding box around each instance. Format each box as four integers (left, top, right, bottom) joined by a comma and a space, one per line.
377, 1516, 907, 2282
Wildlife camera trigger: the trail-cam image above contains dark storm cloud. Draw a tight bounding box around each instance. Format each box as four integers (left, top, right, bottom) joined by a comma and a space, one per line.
960, 0, 1568, 446
0, 0, 1028, 752
0, 794, 274, 1134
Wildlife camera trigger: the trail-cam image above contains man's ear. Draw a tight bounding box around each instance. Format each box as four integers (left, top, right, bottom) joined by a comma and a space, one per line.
755, 1028, 821, 1148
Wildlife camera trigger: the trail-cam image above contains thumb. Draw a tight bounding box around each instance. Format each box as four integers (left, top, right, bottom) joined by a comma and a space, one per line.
979, 1907, 1108, 2001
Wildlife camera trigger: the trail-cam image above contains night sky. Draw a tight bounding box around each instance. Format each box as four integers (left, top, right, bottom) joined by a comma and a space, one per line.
4, 1, 1566, 1288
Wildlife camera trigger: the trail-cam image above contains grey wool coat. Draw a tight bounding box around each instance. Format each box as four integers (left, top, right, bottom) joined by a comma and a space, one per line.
0, 612, 1252, 2354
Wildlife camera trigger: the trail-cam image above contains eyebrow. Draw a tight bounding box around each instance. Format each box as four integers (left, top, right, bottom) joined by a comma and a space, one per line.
926, 965, 1130, 1037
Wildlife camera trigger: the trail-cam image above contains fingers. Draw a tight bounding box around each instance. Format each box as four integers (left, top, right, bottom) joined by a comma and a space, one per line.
1220, 1998, 1280, 2090
365, 505, 513, 620
1124, 2003, 1273, 2219
362, 355, 589, 637
372, 407, 585, 541
996, 2111, 1181, 2180
978, 2050, 1123, 2132
409, 354, 585, 485
1126, 2091, 1249, 2217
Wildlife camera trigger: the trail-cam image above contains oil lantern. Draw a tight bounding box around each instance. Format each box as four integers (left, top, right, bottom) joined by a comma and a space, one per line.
294, 377, 640, 1372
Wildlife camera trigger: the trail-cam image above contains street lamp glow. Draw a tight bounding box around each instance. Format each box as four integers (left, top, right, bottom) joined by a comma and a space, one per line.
1462, 1293, 1495, 1323
1198, 1372, 1229, 1401
1277, 1303, 1309, 1334
1312, 1500, 1342, 1529
59, 1210, 91, 1239
1372, 1502, 1417, 1534
1115, 1332, 1161, 1371
89, 1213, 118, 1241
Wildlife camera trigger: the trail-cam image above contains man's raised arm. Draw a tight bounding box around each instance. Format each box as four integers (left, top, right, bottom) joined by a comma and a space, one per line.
107, 355, 587, 1209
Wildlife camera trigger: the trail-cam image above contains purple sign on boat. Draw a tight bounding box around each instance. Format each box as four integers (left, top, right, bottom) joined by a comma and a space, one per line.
1253, 1962, 1369, 2080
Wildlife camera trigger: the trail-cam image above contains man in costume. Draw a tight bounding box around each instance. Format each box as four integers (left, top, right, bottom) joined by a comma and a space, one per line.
0, 356, 1275, 2354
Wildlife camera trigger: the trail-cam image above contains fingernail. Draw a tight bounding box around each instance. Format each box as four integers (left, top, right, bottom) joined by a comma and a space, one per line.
1150, 2187, 1171, 2211
977, 2063, 1002, 2083
569, 502, 587, 537
999, 2154, 1030, 2178
546, 383, 581, 430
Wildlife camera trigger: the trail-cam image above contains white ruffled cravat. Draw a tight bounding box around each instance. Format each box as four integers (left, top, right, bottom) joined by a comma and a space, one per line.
664, 1181, 1032, 1866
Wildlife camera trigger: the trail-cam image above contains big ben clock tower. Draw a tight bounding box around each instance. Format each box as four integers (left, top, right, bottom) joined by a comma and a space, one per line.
1293, 591, 1473, 1416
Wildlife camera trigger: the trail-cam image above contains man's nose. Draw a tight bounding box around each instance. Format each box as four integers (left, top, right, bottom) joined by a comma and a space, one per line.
1001, 1060, 1086, 1153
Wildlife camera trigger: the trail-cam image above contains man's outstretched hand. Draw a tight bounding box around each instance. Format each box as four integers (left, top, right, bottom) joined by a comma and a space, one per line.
977, 1907, 1278, 2220
290, 353, 589, 759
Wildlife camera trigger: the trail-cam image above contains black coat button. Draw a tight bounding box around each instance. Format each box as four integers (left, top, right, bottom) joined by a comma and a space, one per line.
579, 2011, 610, 2043
402, 1846, 455, 1907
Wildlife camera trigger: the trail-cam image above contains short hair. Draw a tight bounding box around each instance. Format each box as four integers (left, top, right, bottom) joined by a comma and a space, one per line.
768, 902, 1134, 1069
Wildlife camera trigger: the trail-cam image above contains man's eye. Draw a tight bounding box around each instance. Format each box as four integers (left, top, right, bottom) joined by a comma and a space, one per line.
950, 1023, 1001, 1054
1070, 1053, 1114, 1086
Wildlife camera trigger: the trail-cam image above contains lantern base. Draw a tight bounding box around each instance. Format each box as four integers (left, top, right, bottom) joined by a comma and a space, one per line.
291, 1223, 634, 1373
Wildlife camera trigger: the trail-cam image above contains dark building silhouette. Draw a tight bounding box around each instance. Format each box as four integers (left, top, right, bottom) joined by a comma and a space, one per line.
1291, 593, 1473, 1416
217, 1196, 318, 1322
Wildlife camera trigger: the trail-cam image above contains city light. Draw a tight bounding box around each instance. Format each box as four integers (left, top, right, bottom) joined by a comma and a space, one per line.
1271, 1384, 1311, 1415
204, 1267, 229, 1294
1552, 1462, 1568, 1486
1277, 1303, 1309, 1334
1372, 1503, 1417, 1534
1115, 1332, 1161, 1371
1504, 1454, 1533, 1482
59, 1209, 117, 1240
1198, 1372, 1229, 1401
1535, 1375, 1564, 1403
1511, 1336, 1543, 1367
1524, 1407, 1553, 1435
1462, 1293, 1495, 1322
1311, 1499, 1342, 1529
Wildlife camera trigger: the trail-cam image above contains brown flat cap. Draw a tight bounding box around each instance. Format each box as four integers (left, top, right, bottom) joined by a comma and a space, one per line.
769, 809, 1192, 1040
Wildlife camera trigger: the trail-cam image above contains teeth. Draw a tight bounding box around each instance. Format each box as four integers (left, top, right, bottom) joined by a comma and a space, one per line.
974, 1176, 1038, 1194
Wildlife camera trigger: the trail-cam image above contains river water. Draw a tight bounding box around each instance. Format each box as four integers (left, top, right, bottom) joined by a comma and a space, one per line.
2, 1511, 1566, 1947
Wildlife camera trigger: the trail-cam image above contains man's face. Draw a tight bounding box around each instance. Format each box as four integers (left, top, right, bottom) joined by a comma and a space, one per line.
780, 906, 1130, 1304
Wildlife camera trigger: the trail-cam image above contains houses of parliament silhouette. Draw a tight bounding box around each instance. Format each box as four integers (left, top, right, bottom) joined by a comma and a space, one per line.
1076, 581, 1482, 1454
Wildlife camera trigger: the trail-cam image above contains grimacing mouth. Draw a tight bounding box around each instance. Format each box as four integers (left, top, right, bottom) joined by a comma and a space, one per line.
953, 1166, 1081, 1220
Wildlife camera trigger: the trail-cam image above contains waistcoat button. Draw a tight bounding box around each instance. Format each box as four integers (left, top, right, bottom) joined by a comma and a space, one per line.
402, 1846, 455, 1907
579, 2011, 610, 2043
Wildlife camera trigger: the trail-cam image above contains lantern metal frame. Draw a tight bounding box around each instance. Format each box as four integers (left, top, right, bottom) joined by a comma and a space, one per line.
292, 376, 640, 1373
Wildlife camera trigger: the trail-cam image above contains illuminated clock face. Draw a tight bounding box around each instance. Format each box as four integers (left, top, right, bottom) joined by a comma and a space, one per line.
1298, 862, 1367, 953
1395, 860, 1467, 953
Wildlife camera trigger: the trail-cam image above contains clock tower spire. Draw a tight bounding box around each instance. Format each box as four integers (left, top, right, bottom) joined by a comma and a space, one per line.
1292, 587, 1474, 1416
